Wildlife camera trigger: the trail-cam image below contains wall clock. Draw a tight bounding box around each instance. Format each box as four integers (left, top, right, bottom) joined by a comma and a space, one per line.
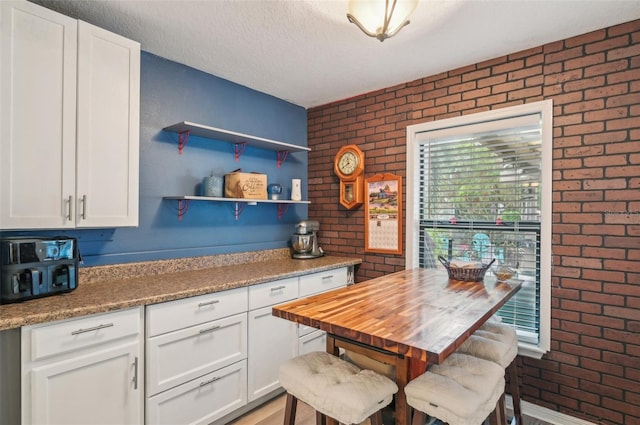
334, 144, 365, 209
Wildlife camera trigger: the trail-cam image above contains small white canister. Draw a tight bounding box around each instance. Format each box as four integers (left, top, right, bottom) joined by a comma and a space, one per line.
291, 179, 302, 201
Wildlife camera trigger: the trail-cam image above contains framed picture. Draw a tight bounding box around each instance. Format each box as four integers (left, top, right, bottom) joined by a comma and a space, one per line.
364, 173, 402, 254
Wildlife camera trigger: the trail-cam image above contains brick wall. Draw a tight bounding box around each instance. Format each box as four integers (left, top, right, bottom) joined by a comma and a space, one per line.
307, 20, 640, 425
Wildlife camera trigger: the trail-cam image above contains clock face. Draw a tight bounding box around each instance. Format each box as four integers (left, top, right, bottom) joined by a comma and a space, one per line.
338, 151, 359, 175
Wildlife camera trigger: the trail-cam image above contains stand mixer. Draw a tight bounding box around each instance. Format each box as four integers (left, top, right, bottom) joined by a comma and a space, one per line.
291, 220, 324, 259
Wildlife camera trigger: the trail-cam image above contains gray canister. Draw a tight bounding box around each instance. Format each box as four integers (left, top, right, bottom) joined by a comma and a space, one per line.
203, 175, 223, 197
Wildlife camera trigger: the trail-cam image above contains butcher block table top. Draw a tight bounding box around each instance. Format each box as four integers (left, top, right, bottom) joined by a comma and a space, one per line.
273, 267, 521, 425
273, 267, 522, 365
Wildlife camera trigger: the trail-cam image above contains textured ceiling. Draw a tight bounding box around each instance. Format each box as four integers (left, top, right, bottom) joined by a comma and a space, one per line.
31, 0, 640, 108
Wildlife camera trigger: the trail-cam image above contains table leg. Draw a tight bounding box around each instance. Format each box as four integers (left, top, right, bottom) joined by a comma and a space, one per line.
395, 356, 410, 425
324, 335, 340, 425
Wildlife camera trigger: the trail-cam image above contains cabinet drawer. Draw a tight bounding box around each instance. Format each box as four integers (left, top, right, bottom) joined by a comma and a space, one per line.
248, 277, 298, 310
146, 313, 247, 396
146, 360, 247, 425
146, 286, 247, 337
298, 329, 327, 356
299, 268, 347, 297
27, 307, 141, 362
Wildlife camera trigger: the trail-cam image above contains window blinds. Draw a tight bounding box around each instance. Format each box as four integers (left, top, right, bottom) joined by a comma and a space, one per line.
416, 113, 543, 344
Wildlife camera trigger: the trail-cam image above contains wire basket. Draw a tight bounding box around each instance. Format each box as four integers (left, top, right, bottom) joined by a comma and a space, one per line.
438, 256, 496, 282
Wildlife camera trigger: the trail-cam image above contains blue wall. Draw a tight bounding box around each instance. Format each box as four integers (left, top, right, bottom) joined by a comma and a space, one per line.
3, 52, 308, 266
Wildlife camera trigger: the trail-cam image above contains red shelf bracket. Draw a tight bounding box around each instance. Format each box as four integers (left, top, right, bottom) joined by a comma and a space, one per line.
178, 130, 191, 155
233, 202, 247, 220
276, 150, 289, 168
177, 199, 190, 220
234, 142, 247, 162
277, 203, 290, 219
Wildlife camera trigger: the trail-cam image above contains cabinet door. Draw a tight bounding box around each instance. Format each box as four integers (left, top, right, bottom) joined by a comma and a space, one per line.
0, 1, 77, 229
248, 306, 297, 402
29, 341, 142, 425
76, 21, 140, 227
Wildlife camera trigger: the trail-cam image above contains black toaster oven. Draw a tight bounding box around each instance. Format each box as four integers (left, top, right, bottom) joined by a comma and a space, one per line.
0, 237, 79, 304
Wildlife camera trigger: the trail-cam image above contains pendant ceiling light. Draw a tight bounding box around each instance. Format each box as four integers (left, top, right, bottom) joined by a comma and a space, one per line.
347, 0, 419, 42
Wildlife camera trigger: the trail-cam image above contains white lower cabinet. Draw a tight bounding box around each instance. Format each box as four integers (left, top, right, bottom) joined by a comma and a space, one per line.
21, 307, 144, 425
145, 286, 248, 425
247, 277, 298, 402
297, 267, 348, 353
8, 266, 352, 425
146, 360, 247, 425
298, 329, 328, 355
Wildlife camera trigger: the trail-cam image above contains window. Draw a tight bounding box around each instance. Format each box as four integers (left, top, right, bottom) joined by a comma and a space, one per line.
406, 101, 552, 358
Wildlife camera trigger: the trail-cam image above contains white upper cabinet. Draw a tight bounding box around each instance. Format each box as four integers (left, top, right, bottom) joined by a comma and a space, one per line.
0, 1, 140, 229
76, 21, 140, 228
0, 1, 78, 229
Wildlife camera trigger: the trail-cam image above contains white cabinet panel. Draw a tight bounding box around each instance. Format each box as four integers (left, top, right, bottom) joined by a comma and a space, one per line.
298, 329, 327, 356
247, 306, 297, 402
30, 307, 140, 361
146, 360, 247, 425
76, 21, 140, 227
146, 313, 247, 396
21, 307, 144, 425
146, 287, 247, 337
0, 0, 77, 229
248, 277, 298, 310
299, 268, 348, 297
31, 341, 140, 425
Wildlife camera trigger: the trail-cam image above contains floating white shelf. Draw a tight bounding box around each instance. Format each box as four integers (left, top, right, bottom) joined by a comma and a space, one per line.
163, 196, 310, 221
163, 121, 310, 163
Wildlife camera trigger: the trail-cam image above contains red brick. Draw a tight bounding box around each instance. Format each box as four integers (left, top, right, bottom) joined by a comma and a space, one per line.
584, 59, 629, 78
608, 43, 640, 60
607, 93, 640, 107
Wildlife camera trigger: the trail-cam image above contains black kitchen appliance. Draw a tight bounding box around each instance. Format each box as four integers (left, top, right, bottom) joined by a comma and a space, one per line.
0, 237, 79, 304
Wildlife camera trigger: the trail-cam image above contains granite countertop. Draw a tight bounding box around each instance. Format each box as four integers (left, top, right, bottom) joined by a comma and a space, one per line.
0, 253, 361, 331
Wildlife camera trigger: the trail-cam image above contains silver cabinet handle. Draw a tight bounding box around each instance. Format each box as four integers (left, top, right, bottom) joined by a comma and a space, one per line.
80, 194, 87, 220
199, 376, 221, 387
198, 300, 220, 307
71, 323, 114, 335
255, 312, 272, 319
65, 196, 73, 221
322, 275, 334, 280
270, 285, 286, 291
198, 325, 221, 334
132, 356, 139, 390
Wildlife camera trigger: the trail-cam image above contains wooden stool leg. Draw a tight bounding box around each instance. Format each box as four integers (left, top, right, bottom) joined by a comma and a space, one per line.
411, 409, 427, 425
369, 410, 384, 425
488, 393, 506, 425
315, 411, 326, 425
507, 359, 523, 425
284, 393, 298, 425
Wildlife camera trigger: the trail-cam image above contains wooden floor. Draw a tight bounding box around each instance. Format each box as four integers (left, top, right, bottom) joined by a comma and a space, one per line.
229, 394, 554, 425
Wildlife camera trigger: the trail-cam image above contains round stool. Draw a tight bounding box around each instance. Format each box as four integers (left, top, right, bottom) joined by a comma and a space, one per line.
457, 320, 522, 425
405, 353, 505, 425
279, 351, 398, 425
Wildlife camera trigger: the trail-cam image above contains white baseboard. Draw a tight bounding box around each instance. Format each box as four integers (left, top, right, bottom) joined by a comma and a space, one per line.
506, 395, 597, 425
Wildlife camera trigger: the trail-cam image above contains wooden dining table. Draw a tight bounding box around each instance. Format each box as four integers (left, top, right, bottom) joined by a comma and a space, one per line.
272, 267, 522, 425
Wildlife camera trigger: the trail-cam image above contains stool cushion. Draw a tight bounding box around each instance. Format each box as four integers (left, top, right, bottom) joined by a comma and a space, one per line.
405, 353, 505, 425
457, 330, 517, 368
279, 351, 398, 425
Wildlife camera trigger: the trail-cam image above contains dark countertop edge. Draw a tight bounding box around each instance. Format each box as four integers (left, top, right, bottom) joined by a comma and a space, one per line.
0, 256, 362, 331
